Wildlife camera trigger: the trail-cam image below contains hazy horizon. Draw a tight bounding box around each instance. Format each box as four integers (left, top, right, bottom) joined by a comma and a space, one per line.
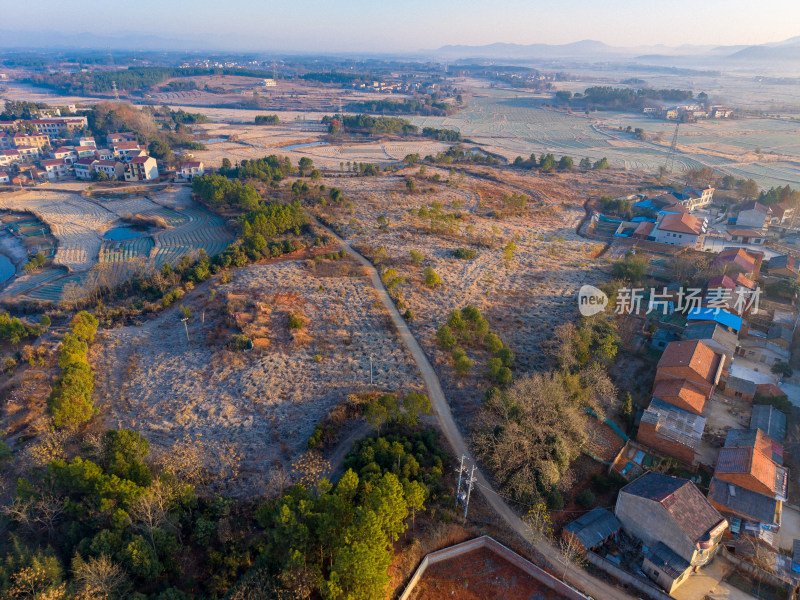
4, 0, 800, 53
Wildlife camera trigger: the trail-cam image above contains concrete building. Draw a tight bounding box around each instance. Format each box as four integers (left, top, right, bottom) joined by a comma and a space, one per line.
712, 248, 762, 278
15, 146, 39, 162
736, 202, 771, 230
114, 141, 143, 161
53, 147, 78, 164
27, 117, 87, 136
41, 158, 70, 180
750, 405, 787, 445
94, 160, 125, 179
124, 155, 159, 181
73, 157, 97, 180
615, 473, 727, 592
13, 132, 49, 150
651, 212, 707, 247
737, 336, 791, 367
179, 160, 204, 180
0, 171, 9, 184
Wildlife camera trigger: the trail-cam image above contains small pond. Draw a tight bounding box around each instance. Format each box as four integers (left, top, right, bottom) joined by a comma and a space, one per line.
0, 254, 14, 284
105, 226, 148, 241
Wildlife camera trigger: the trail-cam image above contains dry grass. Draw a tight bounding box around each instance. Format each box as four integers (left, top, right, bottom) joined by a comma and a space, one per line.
93, 260, 424, 495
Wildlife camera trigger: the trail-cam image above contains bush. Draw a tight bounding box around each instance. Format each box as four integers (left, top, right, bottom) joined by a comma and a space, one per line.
590, 474, 611, 493
437, 325, 457, 349
485, 333, 503, 354
454, 355, 472, 375
453, 247, 477, 260
546, 490, 564, 510
424, 267, 442, 289
287, 313, 306, 330
576, 488, 595, 508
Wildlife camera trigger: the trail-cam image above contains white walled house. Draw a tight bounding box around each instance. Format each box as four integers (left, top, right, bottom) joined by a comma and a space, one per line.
124, 155, 159, 181
651, 212, 707, 247
53, 147, 78, 164
74, 157, 97, 180
94, 160, 125, 179
179, 160, 204, 180
736, 202, 771, 230
41, 158, 70, 180
0, 171, 9, 184
79, 136, 97, 148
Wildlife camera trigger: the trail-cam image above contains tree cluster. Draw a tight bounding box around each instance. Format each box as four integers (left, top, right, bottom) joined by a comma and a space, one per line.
47, 311, 98, 429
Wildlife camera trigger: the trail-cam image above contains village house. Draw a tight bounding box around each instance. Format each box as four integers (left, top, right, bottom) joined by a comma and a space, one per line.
654, 340, 725, 405
714, 428, 788, 501
0, 150, 21, 166
750, 404, 786, 445
736, 335, 791, 367
0, 171, 9, 184
707, 477, 781, 533
73, 157, 97, 180
615, 473, 727, 593
13, 131, 49, 150
53, 147, 78, 164
124, 155, 159, 181
712, 248, 762, 278
0, 131, 12, 150
179, 160, 204, 180
94, 160, 125, 180
683, 322, 738, 361
767, 254, 800, 280
675, 187, 715, 211
736, 202, 772, 230
113, 141, 143, 161
770, 203, 795, 226
686, 307, 742, 334
107, 132, 136, 145
94, 149, 114, 161
767, 325, 793, 351
41, 158, 70, 181
15, 146, 39, 162
75, 146, 97, 158
78, 136, 97, 148
637, 398, 706, 464
650, 212, 707, 247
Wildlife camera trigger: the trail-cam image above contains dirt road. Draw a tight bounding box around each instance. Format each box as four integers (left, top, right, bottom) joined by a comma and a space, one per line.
316, 219, 634, 600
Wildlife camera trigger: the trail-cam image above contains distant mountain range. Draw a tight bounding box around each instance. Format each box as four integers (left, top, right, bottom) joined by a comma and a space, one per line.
428, 36, 800, 63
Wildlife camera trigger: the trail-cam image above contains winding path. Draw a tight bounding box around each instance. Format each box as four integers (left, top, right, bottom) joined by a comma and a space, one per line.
315, 218, 634, 600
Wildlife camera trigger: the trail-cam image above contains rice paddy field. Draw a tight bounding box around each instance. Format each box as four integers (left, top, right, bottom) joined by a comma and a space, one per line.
0, 186, 233, 303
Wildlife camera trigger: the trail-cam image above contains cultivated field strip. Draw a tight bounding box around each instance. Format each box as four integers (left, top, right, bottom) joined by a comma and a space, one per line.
0, 190, 234, 303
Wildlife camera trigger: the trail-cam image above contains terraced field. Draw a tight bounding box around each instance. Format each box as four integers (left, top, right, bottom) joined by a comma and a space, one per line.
0, 187, 233, 303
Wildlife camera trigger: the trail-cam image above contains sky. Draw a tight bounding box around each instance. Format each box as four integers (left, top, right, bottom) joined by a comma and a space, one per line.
5, 0, 800, 52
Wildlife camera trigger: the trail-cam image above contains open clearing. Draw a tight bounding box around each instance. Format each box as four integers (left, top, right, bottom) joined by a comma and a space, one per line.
314, 170, 609, 423
93, 258, 423, 494
0, 185, 233, 303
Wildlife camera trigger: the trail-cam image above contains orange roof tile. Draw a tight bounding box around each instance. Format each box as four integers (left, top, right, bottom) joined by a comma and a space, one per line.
653, 379, 708, 413
658, 340, 720, 383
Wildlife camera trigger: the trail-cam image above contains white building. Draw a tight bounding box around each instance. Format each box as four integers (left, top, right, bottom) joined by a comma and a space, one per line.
79, 136, 97, 148
74, 157, 97, 180
94, 160, 125, 179
0, 171, 9, 184
179, 160, 204, 180
124, 155, 159, 181
736, 202, 771, 230
651, 212, 707, 247
41, 158, 71, 180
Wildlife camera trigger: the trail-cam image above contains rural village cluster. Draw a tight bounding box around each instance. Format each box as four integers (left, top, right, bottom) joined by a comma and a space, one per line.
1, 36, 800, 600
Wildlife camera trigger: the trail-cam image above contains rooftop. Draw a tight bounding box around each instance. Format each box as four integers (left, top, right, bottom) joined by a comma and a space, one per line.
715, 445, 788, 500
712, 248, 757, 273
563, 507, 621, 550
708, 477, 778, 525
658, 212, 704, 235
641, 398, 706, 449
658, 339, 723, 381
647, 542, 691, 579
653, 378, 708, 414
621, 472, 726, 544
686, 307, 742, 332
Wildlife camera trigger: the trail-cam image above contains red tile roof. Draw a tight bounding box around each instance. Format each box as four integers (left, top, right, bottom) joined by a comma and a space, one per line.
653, 379, 708, 413
713, 248, 756, 273
41, 159, 66, 167
658, 212, 704, 235
115, 141, 140, 150
129, 155, 152, 164
707, 275, 736, 291
658, 340, 720, 384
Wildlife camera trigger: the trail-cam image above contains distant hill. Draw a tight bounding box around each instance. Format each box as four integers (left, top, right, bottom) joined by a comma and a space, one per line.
727, 39, 800, 61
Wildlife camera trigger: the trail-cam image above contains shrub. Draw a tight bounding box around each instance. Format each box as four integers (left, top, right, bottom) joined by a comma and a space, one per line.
454, 355, 473, 375
576, 488, 595, 508
410, 250, 424, 265
436, 325, 457, 349
546, 490, 565, 511
453, 247, 477, 260
485, 333, 503, 354
287, 313, 306, 330
424, 267, 441, 288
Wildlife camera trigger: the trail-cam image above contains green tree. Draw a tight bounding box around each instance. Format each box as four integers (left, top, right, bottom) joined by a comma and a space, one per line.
410, 249, 424, 266
424, 267, 441, 289
558, 156, 574, 171
436, 325, 457, 349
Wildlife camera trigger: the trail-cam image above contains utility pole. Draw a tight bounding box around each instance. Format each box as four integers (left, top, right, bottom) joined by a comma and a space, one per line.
454, 455, 466, 508
181, 317, 189, 343
463, 464, 477, 520
111, 81, 120, 102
